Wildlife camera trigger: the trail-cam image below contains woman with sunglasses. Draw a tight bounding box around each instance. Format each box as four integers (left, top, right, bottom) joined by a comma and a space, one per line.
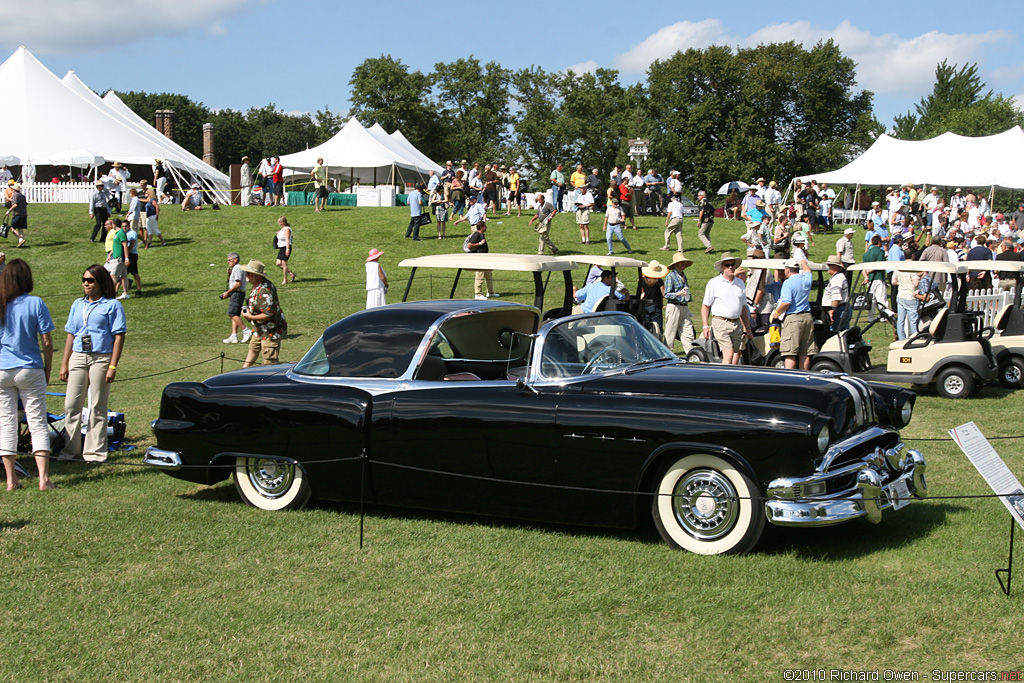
57, 265, 126, 463
0, 259, 56, 490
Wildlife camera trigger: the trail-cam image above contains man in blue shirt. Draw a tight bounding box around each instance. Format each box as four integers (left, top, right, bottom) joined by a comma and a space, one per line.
404, 183, 425, 241
770, 258, 816, 370
644, 169, 665, 215
575, 270, 627, 314
887, 233, 906, 267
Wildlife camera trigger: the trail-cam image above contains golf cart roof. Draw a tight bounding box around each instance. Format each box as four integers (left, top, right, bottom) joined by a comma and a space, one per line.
740, 258, 830, 272
555, 255, 648, 269
399, 253, 576, 272
964, 260, 1024, 273
848, 261, 968, 274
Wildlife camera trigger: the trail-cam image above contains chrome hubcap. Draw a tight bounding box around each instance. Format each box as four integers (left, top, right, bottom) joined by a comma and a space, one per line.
245, 459, 295, 499
1004, 365, 1021, 384
672, 469, 739, 540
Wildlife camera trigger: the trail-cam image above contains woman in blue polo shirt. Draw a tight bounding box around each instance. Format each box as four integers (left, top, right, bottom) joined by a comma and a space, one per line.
57, 265, 126, 463
0, 259, 55, 490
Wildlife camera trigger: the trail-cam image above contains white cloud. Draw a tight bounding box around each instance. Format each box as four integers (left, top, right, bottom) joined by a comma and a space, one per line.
612, 19, 1010, 96
564, 60, 599, 76
613, 20, 724, 73
0, 0, 251, 54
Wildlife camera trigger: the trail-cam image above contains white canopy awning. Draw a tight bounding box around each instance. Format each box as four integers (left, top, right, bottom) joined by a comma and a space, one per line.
796, 127, 1024, 189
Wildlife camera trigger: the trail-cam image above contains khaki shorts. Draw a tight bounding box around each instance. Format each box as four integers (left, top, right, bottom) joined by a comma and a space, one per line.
780, 312, 817, 356
576, 208, 591, 225
105, 258, 126, 279
248, 334, 281, 364
711, 317, 742, 351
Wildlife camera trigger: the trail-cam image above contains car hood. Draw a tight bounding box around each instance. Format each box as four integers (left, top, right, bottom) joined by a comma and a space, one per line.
579, 364, 869, 432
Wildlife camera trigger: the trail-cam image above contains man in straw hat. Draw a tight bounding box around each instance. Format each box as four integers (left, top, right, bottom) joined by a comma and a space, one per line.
700, 252, 753, 364
663, 251, 696, 353
824, 255, 851, 331
239, 260, 287, 367
88, 179, 111, 242
770, 257, 817, 369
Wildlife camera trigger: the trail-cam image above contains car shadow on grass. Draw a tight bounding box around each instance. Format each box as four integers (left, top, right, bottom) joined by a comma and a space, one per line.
0, 519, 29, 533
759, 501, 966, 559
47, 448, 160, 487
130, 283, 184, 297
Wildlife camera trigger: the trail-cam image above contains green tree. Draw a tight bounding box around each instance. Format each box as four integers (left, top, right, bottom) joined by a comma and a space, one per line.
432, 57, 511, 164
244, 104, 318, 163
348, 55, 436, 154
892, 60, 1024, 139
114, 91, 211, 160
644, 41, 877, 193
509, 66, 565, 179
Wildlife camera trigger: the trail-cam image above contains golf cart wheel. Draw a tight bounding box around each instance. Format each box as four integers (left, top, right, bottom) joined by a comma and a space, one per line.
998, 356, 1024, 389
686, 348, 709, 363
936, 366, 974, 399
810, 358, 843, 374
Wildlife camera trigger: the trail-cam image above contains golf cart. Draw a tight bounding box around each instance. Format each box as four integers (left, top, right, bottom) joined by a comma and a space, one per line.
812, 261, 996, 399
556, 254, 651, 317
966, 260, 1024, 389
399, 253, 577, 319
687, 258, 831, 367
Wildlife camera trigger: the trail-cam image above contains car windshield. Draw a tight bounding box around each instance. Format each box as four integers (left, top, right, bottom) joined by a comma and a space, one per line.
538, 314, 674, 379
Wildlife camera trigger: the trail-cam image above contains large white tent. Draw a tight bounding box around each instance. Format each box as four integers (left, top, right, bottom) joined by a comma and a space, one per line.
796, 127, 1024, 189
60, 70, 229, 202
0, 46, 228, 201
279, 116, 439, 187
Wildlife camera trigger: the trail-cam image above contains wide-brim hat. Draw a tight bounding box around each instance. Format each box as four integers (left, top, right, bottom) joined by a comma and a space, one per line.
112, 162, 122, 168
95, 180, 104, 186
792, 234, 807, 244
11, 182, 20, 192
844, 227, 856, 235
756, 177, 765, 183
714, 252, 740, 272
642, 260, 669, 279
669, 251, 693, 269
825, 254, 844, 268
241, 156, 250, 162
756, 200, 766, 207
366, 249, 384, 262
239, 260, 267, 278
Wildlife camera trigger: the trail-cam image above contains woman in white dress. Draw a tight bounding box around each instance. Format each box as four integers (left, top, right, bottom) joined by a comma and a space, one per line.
365, 249, 388, 309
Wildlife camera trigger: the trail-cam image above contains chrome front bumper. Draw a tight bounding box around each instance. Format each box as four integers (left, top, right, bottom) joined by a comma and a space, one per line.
765, 438, 926, 527
143, 446, 182, 470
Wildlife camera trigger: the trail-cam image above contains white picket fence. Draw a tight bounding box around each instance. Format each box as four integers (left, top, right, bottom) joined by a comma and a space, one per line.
21, 182, 95, 204
965, 286, 1015, 326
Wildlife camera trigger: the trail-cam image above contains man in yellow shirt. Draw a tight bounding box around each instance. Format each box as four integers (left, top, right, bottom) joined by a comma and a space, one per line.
504, 166, 522, 217
570, 163, 587, 206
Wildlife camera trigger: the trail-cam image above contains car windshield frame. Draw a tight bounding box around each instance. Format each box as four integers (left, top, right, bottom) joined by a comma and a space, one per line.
532, 311, 677, 381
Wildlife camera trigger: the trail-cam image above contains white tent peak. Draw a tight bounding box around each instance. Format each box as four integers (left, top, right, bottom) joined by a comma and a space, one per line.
279, 116, 439, 186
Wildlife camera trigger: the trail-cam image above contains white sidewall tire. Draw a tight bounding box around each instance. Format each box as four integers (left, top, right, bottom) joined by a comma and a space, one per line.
653, 454, 764, 555
234, 456, 311, 511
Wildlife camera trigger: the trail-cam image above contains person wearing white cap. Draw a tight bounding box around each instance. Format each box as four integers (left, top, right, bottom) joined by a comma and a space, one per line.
836, 227, 857, 267
181, 183, 203, 211
701, 252, 753, 365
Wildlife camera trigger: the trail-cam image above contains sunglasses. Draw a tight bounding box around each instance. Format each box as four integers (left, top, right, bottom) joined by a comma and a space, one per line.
82, 277, 96, 283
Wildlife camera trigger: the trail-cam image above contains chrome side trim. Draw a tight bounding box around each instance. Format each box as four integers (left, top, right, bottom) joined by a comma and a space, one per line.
143, 447, 182, 470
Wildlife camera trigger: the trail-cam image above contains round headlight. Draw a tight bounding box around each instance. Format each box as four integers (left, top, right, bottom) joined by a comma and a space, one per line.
817, 425, 831, 454
900, 401, 913, 426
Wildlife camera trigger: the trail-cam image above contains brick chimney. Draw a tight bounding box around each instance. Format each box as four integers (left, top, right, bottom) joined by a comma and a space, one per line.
202, 123, 215, 168
155, 110, 176, 141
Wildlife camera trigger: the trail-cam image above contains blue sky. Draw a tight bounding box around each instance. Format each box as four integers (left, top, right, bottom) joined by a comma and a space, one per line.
2, 0, 1022, 132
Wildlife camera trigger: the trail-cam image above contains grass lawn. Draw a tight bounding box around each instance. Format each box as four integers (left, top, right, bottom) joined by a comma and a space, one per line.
1, 202, 1022, 681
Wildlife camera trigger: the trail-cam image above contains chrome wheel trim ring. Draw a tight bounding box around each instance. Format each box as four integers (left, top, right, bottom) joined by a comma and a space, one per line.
672, 468, 739, 541
245, 459, 295, 499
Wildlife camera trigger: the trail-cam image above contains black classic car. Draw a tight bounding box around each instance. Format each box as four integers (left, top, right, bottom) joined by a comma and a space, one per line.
145, 301, 927, 555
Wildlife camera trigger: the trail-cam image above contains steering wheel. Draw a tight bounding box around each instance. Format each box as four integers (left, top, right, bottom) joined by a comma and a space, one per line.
582, 346, 623, 374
